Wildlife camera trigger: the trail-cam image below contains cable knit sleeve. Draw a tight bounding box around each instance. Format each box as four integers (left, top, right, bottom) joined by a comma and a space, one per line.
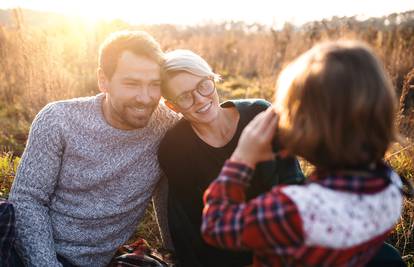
9, 103, 64, 267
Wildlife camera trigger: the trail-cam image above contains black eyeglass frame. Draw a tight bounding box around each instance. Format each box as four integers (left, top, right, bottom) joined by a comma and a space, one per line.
168, 76, 216, 110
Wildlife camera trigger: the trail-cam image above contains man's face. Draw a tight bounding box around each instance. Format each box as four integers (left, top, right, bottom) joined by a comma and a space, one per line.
100, 51, 161, 130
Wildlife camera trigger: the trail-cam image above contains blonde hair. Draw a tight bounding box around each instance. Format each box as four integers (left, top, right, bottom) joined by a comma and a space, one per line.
161, 49, 220, 97
274, 41, 398, 169
98, 30, 164, 79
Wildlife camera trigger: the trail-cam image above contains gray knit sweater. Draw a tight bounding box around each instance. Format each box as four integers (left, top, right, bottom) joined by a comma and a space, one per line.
9, 94, 179, 267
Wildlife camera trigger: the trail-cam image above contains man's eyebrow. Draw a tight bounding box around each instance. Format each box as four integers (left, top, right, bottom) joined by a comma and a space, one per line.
121, 76, 140, 82
121, 76, 161, 82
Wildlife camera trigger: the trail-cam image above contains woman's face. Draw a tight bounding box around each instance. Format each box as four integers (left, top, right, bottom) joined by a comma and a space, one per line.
165, 72, 220, 125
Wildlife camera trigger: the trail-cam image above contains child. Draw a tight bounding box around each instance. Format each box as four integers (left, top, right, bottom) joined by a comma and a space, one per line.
201, 41, 404, 267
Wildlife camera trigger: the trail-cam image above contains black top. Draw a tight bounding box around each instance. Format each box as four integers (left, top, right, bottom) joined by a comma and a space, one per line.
158, 99, 304, 267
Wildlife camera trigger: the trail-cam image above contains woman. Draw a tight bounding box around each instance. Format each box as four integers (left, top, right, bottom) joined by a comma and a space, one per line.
157, 49, 304, 267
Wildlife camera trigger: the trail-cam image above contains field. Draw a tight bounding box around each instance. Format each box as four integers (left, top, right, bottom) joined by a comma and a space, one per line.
0, 8, 413, 265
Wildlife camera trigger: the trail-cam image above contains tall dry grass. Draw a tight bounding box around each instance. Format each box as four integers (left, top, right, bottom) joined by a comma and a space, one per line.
1, 10, 413, 129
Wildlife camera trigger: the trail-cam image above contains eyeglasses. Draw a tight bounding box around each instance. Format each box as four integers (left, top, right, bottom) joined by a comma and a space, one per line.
169, 77, 216, 110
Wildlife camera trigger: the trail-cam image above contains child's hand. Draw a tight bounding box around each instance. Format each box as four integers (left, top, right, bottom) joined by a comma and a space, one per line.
231, 107, 278, 169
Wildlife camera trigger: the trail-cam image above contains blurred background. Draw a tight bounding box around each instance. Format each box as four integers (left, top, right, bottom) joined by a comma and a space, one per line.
0, 0, 413, 264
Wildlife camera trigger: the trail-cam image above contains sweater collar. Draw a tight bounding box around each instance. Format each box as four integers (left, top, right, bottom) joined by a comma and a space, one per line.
308, 162, 396, 194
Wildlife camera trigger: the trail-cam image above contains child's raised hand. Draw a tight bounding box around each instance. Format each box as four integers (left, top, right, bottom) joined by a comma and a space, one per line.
231, 107, 278, 169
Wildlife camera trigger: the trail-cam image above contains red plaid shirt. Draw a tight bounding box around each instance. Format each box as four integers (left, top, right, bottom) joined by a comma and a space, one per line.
202, 160, 403, 267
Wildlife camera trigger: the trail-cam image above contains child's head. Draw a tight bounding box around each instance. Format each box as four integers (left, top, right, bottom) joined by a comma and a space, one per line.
274, 41, 397, 169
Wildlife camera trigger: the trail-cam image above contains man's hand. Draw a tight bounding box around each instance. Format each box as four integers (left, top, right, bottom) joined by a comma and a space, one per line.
231, 107, 278, 169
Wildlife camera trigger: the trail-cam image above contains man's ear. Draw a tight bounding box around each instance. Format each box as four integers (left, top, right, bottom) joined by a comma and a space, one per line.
97, 68, 109, 93
164, 99, 179, 113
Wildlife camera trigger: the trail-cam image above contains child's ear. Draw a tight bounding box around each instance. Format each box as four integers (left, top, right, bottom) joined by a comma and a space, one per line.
164, 99, 179, 113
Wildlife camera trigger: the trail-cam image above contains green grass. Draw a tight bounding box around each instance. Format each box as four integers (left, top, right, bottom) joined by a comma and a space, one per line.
0, 153, 20, 198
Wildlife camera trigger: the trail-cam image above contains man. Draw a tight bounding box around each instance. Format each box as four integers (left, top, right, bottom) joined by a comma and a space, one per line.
9, 30, 178, 267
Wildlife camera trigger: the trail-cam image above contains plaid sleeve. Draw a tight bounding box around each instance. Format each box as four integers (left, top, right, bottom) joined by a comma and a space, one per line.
0, 200, 15, 267
201, 160, 304, 254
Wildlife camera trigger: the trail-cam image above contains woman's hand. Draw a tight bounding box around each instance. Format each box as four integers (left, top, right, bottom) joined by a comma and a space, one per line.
231, 107, 278, 169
